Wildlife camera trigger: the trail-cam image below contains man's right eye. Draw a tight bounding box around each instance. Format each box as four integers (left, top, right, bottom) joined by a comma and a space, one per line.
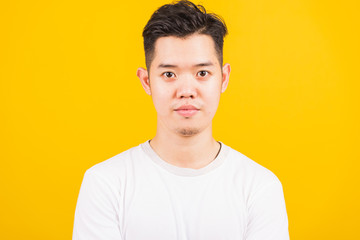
163, 72, 175, 78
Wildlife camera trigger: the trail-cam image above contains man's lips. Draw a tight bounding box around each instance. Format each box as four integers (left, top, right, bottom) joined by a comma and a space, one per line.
175, 105, 199, 111
174, 105, 199, 117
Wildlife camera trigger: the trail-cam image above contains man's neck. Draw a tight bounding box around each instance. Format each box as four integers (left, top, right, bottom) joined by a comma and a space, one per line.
149, 125, 221, 169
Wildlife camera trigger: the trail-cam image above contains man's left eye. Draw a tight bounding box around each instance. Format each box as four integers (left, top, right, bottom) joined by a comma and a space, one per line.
197, 71, 208, 77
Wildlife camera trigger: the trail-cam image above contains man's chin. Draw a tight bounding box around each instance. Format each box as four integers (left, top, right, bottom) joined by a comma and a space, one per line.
175, 127, 200, 137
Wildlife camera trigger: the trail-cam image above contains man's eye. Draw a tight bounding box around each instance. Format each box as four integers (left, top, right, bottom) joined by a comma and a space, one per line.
197, 71, 208, 77
163, 72, 175, 78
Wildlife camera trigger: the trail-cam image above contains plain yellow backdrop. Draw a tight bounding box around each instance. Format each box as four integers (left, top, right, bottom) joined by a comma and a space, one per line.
1, 0, 359, 239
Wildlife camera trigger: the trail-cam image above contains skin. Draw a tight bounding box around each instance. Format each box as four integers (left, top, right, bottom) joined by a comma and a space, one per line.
137, 33, 231, 169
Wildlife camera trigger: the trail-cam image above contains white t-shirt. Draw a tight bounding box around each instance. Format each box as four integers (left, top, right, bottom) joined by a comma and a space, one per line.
73, 141, 289, 240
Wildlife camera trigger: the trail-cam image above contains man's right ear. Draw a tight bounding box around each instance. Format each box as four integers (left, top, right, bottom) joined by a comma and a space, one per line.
137, 67, 151, 95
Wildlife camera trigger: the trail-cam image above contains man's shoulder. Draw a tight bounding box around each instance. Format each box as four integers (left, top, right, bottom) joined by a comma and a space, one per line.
85, 142, 146, 179
224, 143, 282, 185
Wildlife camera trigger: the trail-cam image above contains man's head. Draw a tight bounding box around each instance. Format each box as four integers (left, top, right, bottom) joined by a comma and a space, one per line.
142, 0, 228, 70
137, 0, 231, 137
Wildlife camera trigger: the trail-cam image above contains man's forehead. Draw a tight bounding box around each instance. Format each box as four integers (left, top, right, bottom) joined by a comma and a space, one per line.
152, 34, 220, 68
153, 34, 216, 52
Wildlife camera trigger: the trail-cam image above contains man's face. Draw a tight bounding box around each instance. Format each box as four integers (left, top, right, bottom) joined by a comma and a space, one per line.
137, 33, 230, 137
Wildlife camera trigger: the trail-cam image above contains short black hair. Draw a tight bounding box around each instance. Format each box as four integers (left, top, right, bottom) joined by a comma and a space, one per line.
142, 0, 228, 70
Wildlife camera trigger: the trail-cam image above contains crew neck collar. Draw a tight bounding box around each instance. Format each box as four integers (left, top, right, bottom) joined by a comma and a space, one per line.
141, 140, 229, 177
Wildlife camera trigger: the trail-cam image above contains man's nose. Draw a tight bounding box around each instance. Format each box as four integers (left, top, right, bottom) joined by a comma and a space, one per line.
176, 75, 198, 99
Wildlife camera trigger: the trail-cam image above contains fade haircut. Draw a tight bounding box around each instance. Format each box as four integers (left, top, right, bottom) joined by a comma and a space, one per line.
142, 0, 228, 70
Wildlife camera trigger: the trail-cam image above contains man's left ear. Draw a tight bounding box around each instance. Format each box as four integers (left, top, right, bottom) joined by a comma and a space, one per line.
221, 63, 231, 93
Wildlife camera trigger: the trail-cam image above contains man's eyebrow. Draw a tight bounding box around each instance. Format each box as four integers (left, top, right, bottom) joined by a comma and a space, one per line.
157, 62, 214, 68
194, 62, 214, 67
158, 64, 178, 68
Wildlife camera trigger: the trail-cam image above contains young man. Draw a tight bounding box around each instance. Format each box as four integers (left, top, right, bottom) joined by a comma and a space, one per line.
73, 1, 289, 239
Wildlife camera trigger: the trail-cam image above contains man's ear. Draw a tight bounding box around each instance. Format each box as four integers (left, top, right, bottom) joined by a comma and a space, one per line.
137, 67, 151, 95
221, 63, 231, 93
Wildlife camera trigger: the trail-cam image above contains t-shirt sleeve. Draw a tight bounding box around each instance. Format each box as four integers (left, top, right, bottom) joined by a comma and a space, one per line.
73, 170, 122, 240
245, 178, 290, 240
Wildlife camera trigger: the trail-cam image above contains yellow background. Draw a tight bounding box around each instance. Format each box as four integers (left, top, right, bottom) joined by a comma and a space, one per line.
1, 0, 359, 239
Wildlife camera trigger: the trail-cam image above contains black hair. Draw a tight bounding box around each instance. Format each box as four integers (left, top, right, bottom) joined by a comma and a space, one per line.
142, 0, 228, 70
